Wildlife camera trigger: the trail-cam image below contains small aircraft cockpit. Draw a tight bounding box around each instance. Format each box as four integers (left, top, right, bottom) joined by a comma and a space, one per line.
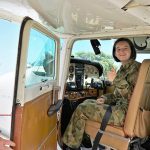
65, 58, 104, 98
60, 36, 150, 149
1, 1, 150, 149
61, 38, 116, 143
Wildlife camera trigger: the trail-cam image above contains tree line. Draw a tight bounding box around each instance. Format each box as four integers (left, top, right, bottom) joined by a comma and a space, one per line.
73, 51, 118, 76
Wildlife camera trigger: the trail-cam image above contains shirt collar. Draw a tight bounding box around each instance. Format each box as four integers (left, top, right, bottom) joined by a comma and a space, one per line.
120, 59, 134, 71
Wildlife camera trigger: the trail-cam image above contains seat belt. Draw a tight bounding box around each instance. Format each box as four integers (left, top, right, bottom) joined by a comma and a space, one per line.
92, 105, 112, 150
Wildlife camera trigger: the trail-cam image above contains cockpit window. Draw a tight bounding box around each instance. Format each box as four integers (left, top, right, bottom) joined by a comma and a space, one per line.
72, 38, 150, 77
25, 28, 56, 87
72, 39, 118, 77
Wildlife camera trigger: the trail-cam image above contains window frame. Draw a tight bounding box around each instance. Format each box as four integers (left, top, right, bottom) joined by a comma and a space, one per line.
16, 17, 60, 105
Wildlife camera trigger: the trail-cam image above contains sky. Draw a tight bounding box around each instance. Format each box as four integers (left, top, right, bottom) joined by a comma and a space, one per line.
72, 39, 115, 55
0, 19, 20, 137
0, 19, 20, 74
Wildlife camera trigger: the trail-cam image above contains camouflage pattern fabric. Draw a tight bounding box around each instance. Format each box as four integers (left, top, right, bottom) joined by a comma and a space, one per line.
63, 60, 141, 148
104, 60, 141, 112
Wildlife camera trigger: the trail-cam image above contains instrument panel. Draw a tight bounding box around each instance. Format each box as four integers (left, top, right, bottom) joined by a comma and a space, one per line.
67, 64, 100, 83
66, 58, 103, 91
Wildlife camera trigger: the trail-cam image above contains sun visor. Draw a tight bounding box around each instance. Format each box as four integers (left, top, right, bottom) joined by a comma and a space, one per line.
126, 6, 150, 24
107, 0, 131, 8
108, 0, 150, 24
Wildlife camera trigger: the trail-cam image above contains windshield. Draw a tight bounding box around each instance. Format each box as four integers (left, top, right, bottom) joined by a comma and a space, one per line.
72, 38, 150, 77
72, 39, 118, 77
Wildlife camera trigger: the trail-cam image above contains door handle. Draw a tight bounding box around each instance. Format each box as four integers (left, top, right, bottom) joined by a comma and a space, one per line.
52, 86, 60, 104
47, 100, 62, 116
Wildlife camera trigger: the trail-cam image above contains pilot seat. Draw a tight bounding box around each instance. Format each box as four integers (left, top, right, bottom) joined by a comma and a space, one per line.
85, 59, 150, 150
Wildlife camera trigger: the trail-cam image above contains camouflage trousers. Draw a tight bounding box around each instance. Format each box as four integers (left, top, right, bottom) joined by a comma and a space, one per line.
63, 99, 126, 149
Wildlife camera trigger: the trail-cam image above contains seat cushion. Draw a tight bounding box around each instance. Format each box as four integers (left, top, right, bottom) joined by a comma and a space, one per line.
85, 120, 129, 150
85, 120, 125, 137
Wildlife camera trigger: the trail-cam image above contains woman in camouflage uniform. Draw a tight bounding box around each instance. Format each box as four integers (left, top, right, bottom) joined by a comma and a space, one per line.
63, 38, 141, 150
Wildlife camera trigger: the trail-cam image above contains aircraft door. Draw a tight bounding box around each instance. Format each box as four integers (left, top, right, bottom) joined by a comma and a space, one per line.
12, 17, 60, 150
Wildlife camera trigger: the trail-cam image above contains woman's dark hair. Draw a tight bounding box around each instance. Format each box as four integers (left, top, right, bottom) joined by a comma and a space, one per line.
112, 38, 136, 62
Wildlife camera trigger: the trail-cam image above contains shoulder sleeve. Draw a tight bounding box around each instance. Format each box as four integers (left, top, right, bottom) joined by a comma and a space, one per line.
126, 62, 141, 99
103, 61, 141, 104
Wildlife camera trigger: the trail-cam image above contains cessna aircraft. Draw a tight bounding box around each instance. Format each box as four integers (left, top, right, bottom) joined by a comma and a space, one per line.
0, 0, 150, 149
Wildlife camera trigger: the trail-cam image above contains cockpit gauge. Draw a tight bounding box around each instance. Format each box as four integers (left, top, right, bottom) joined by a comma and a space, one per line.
69, 74, 74, 81
69, 65, 74, 73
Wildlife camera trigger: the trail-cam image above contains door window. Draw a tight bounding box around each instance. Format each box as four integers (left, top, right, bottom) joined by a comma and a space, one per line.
25, 28, 56, 87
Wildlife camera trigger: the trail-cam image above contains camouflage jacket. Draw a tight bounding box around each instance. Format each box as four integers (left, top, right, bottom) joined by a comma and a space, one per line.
103, 59, 141, 111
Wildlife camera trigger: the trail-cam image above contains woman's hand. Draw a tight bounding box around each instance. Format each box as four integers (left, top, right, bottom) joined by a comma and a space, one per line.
107, 68, 116, 82
0, 137, 15, 150
96, 97, 105, 105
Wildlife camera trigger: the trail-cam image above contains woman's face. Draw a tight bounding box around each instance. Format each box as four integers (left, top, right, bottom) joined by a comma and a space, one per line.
115, 41, 132, 64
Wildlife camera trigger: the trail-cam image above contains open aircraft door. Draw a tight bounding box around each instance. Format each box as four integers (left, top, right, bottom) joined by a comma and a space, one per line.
12, 17, 61, 150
